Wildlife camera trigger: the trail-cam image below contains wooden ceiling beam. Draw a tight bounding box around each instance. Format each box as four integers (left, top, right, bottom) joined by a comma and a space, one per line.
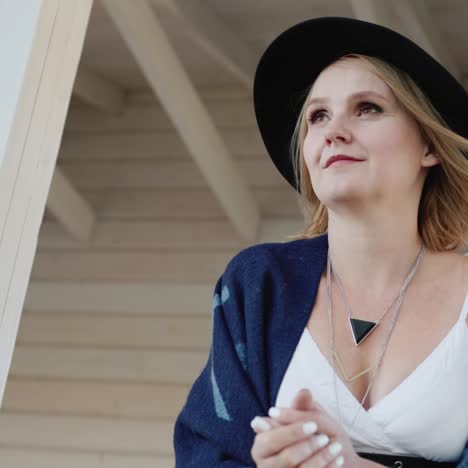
73, 64, 126, 114
47, 167, 96, 242
350, 0, 463, 81
153, 0, 255, 86
392, 0, 462, 80
100, 0, 260, 243
349, 0, 402, 32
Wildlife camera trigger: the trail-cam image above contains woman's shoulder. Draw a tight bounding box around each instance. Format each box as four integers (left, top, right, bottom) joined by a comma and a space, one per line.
422, 250, 468, 318
223, 234, 328, 279
423, 249, 467, 277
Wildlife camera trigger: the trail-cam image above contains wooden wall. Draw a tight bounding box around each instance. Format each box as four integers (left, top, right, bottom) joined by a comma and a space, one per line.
0, 86, 302, 466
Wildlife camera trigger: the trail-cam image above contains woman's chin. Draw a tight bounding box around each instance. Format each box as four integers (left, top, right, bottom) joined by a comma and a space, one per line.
319, 189, 366, 205
320, 182, 364, 195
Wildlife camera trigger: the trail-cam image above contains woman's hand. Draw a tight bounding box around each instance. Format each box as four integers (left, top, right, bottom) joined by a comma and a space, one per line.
250, 388, 361, 467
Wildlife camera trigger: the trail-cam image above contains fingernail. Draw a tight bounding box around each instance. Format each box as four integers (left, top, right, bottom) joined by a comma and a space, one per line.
302, 421, 318, 434
328, 441, 342, 456
336, 455, 345, 466
250, 416, 271, 431
314, 434, 329, 447
268, 407, 280, 418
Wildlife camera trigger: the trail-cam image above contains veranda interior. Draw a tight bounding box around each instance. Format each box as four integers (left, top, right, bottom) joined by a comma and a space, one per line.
0, 1, 466, 466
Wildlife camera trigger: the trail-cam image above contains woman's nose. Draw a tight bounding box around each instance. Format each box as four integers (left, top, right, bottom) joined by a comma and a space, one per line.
324, 121, 352, 145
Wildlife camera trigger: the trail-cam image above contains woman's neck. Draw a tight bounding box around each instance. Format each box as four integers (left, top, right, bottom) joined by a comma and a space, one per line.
326, 226, 426, 301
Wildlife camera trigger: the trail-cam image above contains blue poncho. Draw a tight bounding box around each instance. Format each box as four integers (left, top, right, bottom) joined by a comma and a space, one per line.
173, 233, 468, 467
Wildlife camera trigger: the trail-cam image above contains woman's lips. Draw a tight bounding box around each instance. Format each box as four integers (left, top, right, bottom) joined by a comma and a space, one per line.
327, 159, 364, 168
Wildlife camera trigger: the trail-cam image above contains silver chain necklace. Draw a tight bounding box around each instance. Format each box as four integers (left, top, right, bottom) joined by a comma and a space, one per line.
334, 268, 400, 348
326, 243, 427, 433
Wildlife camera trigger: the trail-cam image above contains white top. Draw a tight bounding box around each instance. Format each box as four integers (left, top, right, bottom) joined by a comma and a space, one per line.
275, 292, 468, 462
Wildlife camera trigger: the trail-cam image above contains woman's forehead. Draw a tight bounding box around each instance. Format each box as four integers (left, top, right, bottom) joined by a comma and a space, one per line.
310, 60, 391, 101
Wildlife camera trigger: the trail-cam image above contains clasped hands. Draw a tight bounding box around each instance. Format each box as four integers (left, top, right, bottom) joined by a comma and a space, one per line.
249, 388, 362, 468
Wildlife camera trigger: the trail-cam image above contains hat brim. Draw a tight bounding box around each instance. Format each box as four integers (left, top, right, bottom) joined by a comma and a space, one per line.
253, 16, 468, 193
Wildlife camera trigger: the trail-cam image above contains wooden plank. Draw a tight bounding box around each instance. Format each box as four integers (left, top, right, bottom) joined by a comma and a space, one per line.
65, 99, 256, 131
38, 219, 252, 249
17, 312, 211, 350
24, 282, 215, 316
0, 449, 173, 468
0, 0, 92, 405
47, 166, 96, 241
30, 250, 234, 282
258, 217, 305, 243
163, 0, 257, 85
352, 0, 462, 80
38, 217, 304, 249
127, 86, 251, 104
100, 0, 259, 242
392, 0, 462, 79
58, 159, 285, 189
58, 128, 266, 161
45, 187, 301, 220
73, 64, 126, 113
349, 0, 403, 32
4, 378, 189, 420
31, 217, 304, 282
0, 413, 174, 455
10, 346, 208, 384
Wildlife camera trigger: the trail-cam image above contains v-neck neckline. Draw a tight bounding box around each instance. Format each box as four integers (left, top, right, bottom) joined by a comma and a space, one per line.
304, 290, 468, 415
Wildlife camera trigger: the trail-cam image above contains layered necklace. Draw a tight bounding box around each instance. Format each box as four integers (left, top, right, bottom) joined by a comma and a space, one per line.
326, 243, 427, 432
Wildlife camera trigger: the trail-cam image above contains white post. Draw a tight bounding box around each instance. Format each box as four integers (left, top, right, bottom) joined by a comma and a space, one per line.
0, 0, 93, 405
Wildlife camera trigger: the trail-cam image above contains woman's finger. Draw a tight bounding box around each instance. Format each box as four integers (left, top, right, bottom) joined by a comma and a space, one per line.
250, 416, 282, 433
291, 388, 317, 409
298, 440, 345, 468
251, 414, 310, 434
250, 419, 320, 461
262, 433, 334, 468
250, 412, 349, 466
268, 406, 339, 438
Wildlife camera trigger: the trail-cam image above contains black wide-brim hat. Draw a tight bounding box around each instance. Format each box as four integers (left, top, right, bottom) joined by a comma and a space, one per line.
253, 16, 468, 193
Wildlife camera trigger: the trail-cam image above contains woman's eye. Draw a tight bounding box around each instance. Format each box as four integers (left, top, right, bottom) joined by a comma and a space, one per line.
358, 102, 382, 115
306, 102, 382, 124
307, 109, 326, 124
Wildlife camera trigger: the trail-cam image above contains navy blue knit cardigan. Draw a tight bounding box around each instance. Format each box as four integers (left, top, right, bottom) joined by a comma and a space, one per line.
173, 233, 468, 467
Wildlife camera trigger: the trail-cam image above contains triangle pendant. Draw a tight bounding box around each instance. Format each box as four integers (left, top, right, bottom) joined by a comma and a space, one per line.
349, 317, 377, 346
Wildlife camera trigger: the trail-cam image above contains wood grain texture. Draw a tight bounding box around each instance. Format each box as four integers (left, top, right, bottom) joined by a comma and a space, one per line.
30, 250, 235, 282
10, 345, 208, 384
4, 378, 188, 420
0, 448, 173, 468
44, 187, 301, 222
17, 312, 211, 350
0, 413, 174, 454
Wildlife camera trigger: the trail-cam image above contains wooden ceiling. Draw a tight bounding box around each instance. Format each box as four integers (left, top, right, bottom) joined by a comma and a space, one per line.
49, 0, 468, 247
74, 0, 468, 91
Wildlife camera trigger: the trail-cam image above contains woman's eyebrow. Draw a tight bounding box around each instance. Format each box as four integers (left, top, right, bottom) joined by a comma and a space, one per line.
307, 90, 389, 106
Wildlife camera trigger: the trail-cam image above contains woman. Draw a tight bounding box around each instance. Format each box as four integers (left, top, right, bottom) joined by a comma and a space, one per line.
173, 17, 468, 467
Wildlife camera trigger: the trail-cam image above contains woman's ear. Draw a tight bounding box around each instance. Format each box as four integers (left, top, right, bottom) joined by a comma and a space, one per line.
421, 141, 441, 168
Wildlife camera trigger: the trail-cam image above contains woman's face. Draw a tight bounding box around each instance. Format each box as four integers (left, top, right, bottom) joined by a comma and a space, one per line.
303, 59, 440, 210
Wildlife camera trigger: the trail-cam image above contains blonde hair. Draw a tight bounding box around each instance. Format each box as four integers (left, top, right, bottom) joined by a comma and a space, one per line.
286, 53, 468, 252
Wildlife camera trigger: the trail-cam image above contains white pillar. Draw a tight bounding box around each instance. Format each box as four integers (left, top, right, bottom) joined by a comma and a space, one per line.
0, 0, 93, 405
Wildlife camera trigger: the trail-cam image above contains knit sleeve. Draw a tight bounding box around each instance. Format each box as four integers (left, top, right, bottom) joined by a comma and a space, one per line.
173, 251, 267, 467
456, 440, 468, 468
